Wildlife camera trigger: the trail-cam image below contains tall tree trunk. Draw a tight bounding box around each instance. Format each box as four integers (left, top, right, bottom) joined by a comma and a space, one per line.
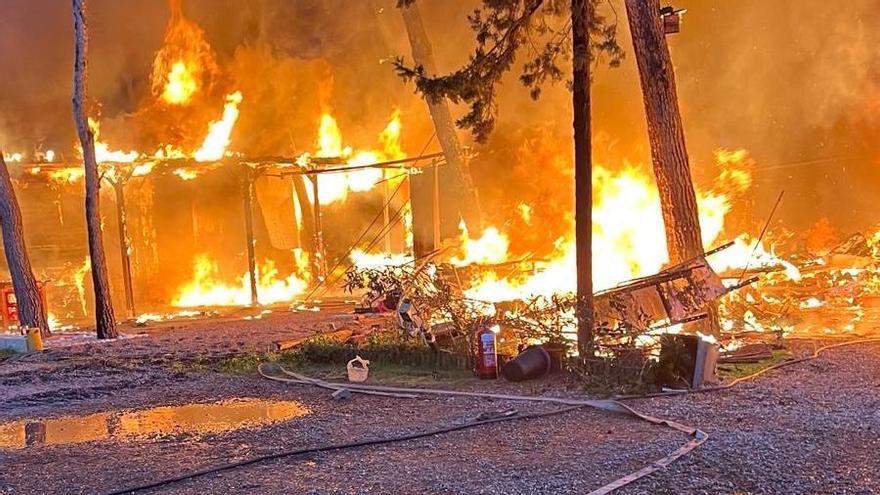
624, 0, 702, 262
572, 0, 594, 356
625, 0, 719, 336
72, 0, 118, 339
0, 155, 50, 337
401, 0, 482, 240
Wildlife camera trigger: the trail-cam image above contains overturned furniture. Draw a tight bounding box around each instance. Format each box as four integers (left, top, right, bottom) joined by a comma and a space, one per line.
591, 242, 755, 387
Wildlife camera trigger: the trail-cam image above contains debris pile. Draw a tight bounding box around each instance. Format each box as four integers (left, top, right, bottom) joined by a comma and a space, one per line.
718, 231, 880, 339
343, 245, 746, 367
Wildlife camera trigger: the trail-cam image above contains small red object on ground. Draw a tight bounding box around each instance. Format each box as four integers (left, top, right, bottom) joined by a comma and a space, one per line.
475, 323, 499, 379
0, 281, 47, 328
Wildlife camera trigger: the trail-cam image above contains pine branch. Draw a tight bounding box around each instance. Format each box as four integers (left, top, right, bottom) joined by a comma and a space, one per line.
395, 0, 622, 142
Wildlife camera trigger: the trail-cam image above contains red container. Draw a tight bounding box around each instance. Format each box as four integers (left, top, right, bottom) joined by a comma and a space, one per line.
475, 324, 499, 379
0, 281, 48, 328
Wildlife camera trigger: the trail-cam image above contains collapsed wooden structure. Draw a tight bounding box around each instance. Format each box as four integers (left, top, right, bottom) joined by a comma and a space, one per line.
7, 152, 445, 318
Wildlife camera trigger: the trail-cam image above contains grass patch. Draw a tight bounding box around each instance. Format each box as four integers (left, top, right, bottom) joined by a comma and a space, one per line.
215, 352, 282, 375
167, 352, 281, 375
717, 349, 793, 381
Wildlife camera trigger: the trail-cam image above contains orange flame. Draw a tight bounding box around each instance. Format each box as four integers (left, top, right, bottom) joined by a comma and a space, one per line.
150, 0, 218, 106
194, 92, 243, 162
173, 254, 310, 307
303, 110, 405, 205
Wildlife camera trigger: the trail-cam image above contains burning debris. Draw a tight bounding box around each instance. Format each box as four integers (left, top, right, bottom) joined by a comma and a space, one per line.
343, 241, 745, 372
719, 228, 880, 339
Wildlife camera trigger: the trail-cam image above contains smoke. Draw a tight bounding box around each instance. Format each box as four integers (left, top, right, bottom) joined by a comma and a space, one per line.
1, 0, 879, 234
671, 0, 880, 232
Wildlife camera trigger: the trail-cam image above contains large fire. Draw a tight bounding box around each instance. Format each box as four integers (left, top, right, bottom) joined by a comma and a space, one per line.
421, 149, 809, 342
297, 110, 406, 205
454, 156, 757, 303
173, 254, 309, 307
150, 0, 218, 106
11, 0, 874, 348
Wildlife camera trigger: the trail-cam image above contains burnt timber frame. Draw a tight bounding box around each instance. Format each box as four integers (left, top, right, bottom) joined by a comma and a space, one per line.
9, 152, 446, 315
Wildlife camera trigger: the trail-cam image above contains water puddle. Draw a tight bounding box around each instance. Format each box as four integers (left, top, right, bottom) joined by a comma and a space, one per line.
0, 398, 308, 450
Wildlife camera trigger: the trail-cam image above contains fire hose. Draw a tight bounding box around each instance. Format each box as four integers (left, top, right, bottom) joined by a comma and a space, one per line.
258, 364, 707, 495
101, 401, 585, 495
102, 337, 879, 495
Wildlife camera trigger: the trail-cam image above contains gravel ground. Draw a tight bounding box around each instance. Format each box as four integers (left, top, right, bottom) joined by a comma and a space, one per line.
0, 367, 682, 495
1, 310, 878, 494
619, 340, 880, 494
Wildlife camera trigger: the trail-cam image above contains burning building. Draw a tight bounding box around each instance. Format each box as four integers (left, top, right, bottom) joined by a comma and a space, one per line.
0, 0, 878, 352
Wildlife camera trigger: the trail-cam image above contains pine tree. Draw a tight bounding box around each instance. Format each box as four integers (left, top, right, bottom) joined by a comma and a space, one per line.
394, 0, 623, 354
0, 155, 50, 336
72, 0, 118, 339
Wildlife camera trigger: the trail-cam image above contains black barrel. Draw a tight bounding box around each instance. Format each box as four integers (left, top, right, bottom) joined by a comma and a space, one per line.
502, 345, 551, 382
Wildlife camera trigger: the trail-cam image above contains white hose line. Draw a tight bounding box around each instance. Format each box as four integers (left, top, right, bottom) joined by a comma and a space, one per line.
260, 337, 880, 493
259, 363, 708, 494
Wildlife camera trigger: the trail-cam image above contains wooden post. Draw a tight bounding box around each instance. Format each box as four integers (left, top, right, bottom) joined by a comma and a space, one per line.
292, 175, 316, 275
309, 175, 327, 281
382, 170, 392, 253
72, 0, 117, 339
0, 155, 50, 336
409, 172, 435, 259
242, 170, 259, 306
432, 161, 441, 251
572, 0, 594, 356
112, 179, 135, 318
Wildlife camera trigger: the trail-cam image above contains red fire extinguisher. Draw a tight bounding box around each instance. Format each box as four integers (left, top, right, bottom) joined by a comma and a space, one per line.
475, 323, 499, 379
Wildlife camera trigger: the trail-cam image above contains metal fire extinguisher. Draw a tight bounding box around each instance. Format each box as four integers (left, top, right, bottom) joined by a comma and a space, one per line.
475, 323, 499, 379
